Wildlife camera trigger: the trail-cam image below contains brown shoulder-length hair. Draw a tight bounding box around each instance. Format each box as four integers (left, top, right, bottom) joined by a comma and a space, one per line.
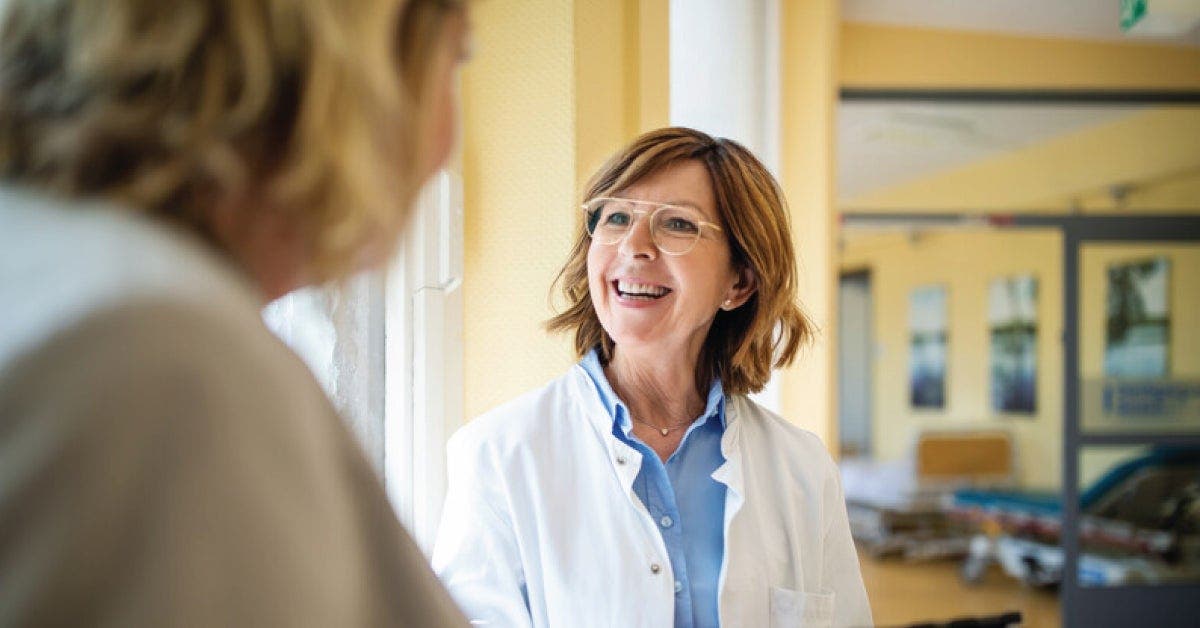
0, 0, 462, 281
546, 126, 812, 395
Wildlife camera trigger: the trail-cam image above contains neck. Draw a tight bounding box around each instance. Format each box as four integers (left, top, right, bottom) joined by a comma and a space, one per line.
605, 343, 706, 429
207, 198, 313, 302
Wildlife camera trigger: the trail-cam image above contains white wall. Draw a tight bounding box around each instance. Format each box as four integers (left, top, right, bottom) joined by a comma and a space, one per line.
670, 0, 779, 168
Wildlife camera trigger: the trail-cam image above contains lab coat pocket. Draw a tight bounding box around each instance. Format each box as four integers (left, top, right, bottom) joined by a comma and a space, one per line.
769, 586, 835, 628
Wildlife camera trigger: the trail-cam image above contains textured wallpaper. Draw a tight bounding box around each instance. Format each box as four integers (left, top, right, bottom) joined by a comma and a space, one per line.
461, 0, 581, 420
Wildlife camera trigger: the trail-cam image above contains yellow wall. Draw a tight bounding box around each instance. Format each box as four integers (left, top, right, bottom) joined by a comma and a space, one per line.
840, 229, 1065, 489
575, 0, 669, 190
779, 0, 841, 446
461, 0, 668, 420
841, 23, 1200, 90
1065, 168, 1200, 213
841, 233, 1200, 489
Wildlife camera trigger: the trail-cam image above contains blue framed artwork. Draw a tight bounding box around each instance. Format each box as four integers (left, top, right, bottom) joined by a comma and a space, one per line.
910, 285, 948, 409
989, 275, 1038, 414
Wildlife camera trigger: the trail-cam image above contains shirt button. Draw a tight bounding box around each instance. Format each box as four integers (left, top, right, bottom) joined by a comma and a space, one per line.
674, 580, 683, 593
650, 563, 661, 575
615, 455, 626, 465
660, 515, 673, 528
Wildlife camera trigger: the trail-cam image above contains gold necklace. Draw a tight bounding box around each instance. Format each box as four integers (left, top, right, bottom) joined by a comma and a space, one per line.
630, 415, 695, 437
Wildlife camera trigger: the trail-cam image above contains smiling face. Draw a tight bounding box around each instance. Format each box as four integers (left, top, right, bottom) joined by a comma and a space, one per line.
587, 159, 750, 362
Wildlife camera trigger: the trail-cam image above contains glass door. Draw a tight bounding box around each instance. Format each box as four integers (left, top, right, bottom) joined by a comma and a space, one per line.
1060, 220, 1200, 627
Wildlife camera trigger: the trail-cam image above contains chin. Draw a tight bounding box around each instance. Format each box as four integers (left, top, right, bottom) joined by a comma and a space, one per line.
604, 328, 662, 352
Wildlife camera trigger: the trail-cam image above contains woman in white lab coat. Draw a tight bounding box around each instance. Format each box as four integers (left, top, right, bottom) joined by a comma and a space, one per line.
433, 127, 872, 627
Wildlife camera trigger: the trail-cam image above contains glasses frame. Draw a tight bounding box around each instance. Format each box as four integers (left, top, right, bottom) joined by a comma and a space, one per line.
580, 197, 724, 256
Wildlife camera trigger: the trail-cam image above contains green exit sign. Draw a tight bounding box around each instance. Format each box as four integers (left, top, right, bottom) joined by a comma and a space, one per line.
1121, 0, 1148, 31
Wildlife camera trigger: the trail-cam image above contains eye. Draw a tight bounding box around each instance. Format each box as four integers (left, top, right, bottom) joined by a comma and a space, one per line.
658, 213, 700, 235
603, 210, 632, 227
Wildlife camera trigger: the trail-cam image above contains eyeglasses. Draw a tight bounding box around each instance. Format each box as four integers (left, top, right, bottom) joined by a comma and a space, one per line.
581, 197, 724, 256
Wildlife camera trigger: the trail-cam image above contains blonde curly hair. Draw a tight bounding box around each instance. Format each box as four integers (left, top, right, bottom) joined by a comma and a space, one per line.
0, 0, 461, 279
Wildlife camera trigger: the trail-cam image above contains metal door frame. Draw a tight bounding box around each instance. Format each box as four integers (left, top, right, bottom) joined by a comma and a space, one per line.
1016, 215, 1200, 627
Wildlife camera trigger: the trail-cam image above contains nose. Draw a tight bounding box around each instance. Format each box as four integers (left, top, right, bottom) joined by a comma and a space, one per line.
617, 213, 658, 259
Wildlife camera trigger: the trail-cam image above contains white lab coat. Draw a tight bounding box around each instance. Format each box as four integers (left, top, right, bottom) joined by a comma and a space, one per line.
433, 365, 873, 628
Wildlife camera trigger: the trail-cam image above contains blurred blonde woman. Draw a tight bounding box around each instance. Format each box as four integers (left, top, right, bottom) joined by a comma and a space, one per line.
434, 128, 872, 627
0, 0, 469, 625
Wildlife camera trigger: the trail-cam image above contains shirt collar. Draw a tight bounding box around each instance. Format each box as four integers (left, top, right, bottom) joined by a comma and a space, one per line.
579, 347, 727, 437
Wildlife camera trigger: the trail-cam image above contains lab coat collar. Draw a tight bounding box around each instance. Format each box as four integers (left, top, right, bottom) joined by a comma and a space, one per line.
578, 350, 623, 424
568, 366, 649, 515
568, 365, 745, 519
712, 397, 745, 501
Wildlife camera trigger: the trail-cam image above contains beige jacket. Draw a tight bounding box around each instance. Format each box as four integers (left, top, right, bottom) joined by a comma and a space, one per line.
0, 188, 467, 627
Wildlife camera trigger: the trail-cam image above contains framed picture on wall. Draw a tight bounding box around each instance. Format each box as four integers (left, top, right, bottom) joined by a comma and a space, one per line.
989, 275, 1038, 414
1104, 257, 1170, 378
910, 285, 948, 409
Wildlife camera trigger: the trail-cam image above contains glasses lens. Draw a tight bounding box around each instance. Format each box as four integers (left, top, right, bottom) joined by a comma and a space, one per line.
651, 206, 703, 254
586, 199, 634, 244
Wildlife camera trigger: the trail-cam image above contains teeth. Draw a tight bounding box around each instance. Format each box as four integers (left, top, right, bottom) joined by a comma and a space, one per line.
617, 280, 668, 297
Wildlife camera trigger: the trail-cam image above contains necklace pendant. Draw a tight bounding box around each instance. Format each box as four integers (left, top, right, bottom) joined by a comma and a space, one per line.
660, 428, 669, 436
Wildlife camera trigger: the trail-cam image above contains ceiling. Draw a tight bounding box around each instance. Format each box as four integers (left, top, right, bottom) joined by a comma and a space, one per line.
843, 0, 1200, 47
837, 102, 1147, 201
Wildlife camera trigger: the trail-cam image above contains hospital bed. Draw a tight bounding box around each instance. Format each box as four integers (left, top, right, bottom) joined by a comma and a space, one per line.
901, 611, 1023, 628
950, 446, 1200, 587
841, 430, 1015, 559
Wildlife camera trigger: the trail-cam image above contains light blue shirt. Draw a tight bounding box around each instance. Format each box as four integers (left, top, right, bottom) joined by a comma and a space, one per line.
580, 349, 727, 628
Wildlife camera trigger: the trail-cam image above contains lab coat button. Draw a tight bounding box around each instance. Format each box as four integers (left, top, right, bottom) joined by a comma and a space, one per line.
616, 455, 627, 465
650, 563, 661, 575
659, 515, 673, 528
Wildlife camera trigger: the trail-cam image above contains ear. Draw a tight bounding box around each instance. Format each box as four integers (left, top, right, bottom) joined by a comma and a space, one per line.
720, 266, 757, 311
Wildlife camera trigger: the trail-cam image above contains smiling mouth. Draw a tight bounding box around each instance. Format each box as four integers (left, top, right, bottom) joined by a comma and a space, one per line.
613, 279, 672, 300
